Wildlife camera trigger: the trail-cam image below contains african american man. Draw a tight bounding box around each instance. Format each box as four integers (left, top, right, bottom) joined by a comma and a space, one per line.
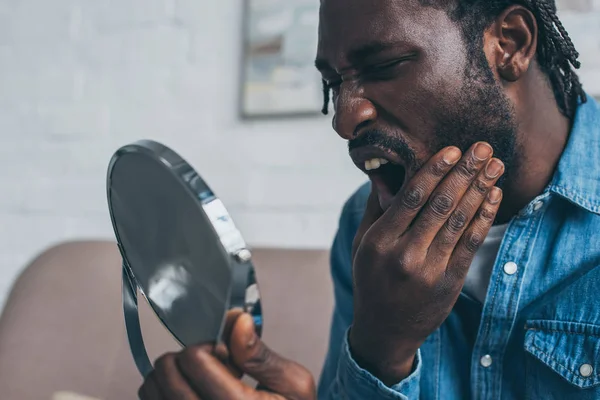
138, 0, 600, 399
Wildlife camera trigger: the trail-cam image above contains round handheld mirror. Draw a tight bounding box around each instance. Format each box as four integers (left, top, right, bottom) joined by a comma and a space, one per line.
106, 139, 262, 378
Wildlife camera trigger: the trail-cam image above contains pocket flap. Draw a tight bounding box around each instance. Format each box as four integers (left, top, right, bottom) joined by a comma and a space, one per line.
524, 320, 600, 389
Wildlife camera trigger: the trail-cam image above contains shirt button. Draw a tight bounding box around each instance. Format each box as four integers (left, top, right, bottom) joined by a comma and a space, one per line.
503, 261, 518, 275
480, 354, 493, 368
533, 201, 544, 211
580, 363, 593, 377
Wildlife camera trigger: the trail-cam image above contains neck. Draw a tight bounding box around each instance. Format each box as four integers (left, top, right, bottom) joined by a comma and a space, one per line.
495, 76, 572, 224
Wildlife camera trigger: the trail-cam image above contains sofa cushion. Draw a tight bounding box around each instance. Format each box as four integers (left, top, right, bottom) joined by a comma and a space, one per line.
0, 241, 333, 399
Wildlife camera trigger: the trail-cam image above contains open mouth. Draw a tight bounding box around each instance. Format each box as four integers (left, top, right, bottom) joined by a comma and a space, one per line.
350, 147, 407, 210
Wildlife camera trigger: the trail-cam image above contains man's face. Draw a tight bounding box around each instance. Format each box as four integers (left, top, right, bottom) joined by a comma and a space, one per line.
316, 0, 520, 210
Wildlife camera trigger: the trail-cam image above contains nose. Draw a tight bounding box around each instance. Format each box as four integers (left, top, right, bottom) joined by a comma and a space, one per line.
332, 82, 377, 140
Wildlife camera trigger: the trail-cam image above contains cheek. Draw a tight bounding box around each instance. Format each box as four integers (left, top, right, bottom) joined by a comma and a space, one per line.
363, 78, 443, 162
368, 48, 467, 117
365, 73, 448, 136
368, 72, 435, 122
363, 57, 469, 160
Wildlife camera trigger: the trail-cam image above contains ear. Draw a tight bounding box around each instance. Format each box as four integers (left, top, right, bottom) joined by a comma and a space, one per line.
490, 6, 538, 82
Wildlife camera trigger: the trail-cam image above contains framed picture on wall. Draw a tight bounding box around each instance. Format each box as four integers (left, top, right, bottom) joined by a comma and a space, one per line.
240, 0, 323, 118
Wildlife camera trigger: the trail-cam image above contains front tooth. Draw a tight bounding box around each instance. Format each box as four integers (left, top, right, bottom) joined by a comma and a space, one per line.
370, 158, 381, 170
365, 160, 373, 170
379, 158, 389, 165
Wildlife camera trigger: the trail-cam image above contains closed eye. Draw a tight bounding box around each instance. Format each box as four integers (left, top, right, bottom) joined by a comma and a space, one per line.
364, 59, 405, 73
321, 53, 416, 94
361, 55, 416, 80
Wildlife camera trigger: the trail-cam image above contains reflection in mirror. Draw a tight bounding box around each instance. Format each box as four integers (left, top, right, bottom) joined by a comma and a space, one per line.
146, 263, 192, 314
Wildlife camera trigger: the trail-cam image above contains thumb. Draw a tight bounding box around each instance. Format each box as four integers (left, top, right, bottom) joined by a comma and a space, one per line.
352, 188, 383, 261
230, 314, 316, 399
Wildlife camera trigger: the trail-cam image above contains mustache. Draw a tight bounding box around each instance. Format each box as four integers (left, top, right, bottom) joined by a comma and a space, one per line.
348, 129, 419, 169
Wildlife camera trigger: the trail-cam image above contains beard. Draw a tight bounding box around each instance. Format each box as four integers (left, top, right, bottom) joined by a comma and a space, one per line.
429, 62, 521, 190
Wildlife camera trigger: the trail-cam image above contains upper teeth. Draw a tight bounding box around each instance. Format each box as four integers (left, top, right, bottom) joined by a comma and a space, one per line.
365, 158, 389, 171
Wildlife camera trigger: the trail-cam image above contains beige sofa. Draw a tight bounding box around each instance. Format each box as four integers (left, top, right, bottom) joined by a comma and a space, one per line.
0, 241, 333, 400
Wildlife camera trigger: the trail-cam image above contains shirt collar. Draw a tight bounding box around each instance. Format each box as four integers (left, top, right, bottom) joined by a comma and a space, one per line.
548, 95, 600, 215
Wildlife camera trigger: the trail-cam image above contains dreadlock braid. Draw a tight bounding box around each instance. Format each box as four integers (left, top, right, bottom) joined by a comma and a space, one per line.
528, 0, 586, 114
320, 0, 587, 118
542, 4, 580, 64
321, 79, 330, 115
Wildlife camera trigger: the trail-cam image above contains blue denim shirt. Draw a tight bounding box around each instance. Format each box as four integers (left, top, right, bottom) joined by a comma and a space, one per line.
317, 96, 600, 399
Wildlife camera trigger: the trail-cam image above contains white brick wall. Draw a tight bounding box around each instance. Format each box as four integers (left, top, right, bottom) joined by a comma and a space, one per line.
558, 1, 600, 95
0, 0, 599, 308
0, 0, 366, 309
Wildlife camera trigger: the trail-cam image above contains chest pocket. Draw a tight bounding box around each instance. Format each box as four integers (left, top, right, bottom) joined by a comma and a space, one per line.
524, 319, 600, 399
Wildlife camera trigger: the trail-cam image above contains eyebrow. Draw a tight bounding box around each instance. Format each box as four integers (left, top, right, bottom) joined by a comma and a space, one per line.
315, 41, 403, 72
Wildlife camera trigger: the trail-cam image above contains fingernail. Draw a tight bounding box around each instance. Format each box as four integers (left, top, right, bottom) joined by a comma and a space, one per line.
443, 147, 461, 164
485, 159, 503, 179
243, 314, 257, 348
473, 143, 492, 161
247, 332, 257, 348
488, 187, 502, 204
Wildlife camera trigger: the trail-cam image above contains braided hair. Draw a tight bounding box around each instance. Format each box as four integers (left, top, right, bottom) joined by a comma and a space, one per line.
321, 0, 586, 118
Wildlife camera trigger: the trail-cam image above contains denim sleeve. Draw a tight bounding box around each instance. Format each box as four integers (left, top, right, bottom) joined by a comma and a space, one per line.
326, 331, 422, 400
317, 190, 422, 399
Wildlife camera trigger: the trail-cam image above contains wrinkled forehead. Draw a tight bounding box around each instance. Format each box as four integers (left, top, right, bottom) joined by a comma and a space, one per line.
316, 0, 459, 69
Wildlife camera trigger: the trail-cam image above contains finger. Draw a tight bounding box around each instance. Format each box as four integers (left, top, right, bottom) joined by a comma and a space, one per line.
406, 142, 493, 246
214, 344, 244, 379
370, 146, 462, 240
222, 309, 244, 346
176, 344, 278, 400
138, 370, 164, 400
218, 309, 245, 378
430, 158, 504, 259
153, 352, 200, 400
352, 188, 383, 261
213, 342, 243, 379
229, 314, 316, 400
447, 186, 503, 281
